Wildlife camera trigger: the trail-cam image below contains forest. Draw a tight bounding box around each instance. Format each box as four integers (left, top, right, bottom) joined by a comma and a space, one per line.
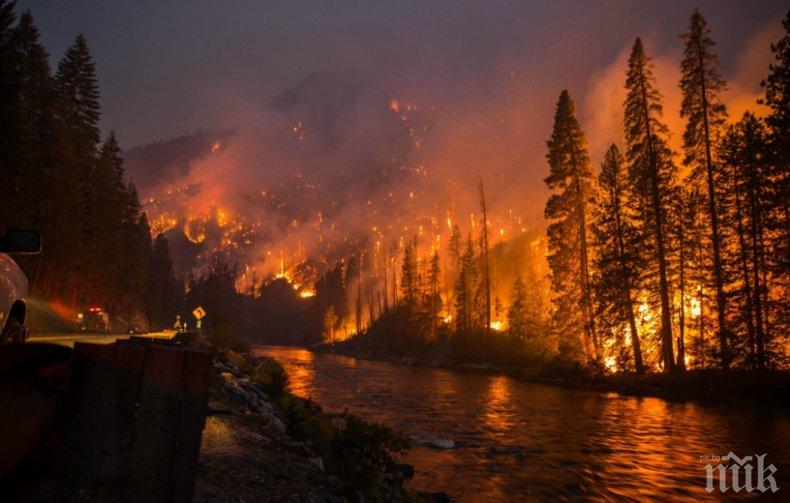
306, 9, 790, 374
1, 2, 787, 374
0, 1, 182, 330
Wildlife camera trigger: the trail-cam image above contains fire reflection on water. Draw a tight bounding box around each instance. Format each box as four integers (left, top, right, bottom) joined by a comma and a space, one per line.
255, 346, 790, 501
483, 375, 514, 434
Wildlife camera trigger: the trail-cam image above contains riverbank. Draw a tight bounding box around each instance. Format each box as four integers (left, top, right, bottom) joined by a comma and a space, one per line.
197, 347, 450, 502
321, 340, 790, 410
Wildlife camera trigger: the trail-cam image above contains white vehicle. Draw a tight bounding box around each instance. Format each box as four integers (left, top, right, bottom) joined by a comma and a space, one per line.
0, 230, 41, 344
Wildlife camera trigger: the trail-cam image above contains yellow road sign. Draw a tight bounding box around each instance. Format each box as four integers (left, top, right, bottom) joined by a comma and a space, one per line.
192, 306, 206, 320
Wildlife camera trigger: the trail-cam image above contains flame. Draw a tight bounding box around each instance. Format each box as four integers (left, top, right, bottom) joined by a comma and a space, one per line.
216, 209, 229, 227
300, 289, 316, 298
690, 298, 701, 318
638, 301, 653, 322
184, 219, 206, 244
489, 320, 504, 331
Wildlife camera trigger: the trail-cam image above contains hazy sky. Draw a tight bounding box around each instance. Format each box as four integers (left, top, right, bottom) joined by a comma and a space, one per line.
19, 0, 787, 148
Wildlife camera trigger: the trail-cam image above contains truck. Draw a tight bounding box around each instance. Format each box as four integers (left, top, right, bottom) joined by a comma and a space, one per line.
78, 307, 110, 333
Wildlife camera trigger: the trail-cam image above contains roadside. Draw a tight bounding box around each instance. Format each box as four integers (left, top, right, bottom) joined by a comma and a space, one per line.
196, 346, 450, 502
26, 331, 177, 348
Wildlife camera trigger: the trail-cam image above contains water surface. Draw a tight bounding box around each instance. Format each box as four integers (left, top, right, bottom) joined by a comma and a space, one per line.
255, 346, 789, 501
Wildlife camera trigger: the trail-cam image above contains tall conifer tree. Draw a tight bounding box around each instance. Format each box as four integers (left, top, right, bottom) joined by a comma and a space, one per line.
623, 38, 677, 372
592, 145, 644, 373
761, 10, 790, 346
679, 9, 730, 368
544, 90, 597, 360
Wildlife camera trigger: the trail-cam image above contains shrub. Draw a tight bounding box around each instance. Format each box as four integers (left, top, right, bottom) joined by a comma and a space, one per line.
329, 414, 410, 494
251, 357, 289, 397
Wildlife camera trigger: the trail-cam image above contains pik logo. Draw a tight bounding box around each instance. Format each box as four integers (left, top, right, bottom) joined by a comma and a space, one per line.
703, 452, 779, 493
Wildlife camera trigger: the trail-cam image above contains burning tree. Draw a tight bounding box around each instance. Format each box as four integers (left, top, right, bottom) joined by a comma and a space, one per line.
591, 144, 644, 373
679, 9, 730, 368
544, 90, 598, 361
623, 38, 677, 372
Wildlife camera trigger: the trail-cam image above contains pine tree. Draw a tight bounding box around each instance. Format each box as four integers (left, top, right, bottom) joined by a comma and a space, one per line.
623, 38, 677, 372
10, 10, 55, 231
53, 33, 101, 306
679, 9, 730, 368
454, 234, 477, 333
760, 10, 790, 349
56, 33, 100, 160
146, 233, 182, 329
686, 189, 710, 366
478, 175, 492, 332
719, 114, 773, 368
544, 90, 597, 361
400, 241, 419, 311
720, 125, 758, 367
117, 183, 152, 320
0, 0, 22, 225
591, 144, 644, 373
448, 224, 462, 268
507, 277, 529, 339
668, 187, 697, 371
426, 250, 442, 338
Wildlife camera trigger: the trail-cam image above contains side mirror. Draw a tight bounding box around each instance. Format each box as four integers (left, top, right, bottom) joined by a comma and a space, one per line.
0, 229, 42, 254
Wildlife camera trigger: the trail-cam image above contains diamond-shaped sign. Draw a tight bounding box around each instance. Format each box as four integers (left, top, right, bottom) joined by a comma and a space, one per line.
192, 306, 206, 320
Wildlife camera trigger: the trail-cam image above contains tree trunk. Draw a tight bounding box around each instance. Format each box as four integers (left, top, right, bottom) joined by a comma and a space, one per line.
696, 39, 729, 369
676, 217, 687, 371
566, 132, 598, 360
638, 73, 675, 372
733, 172, 758, 367
612, 186, 644, 373
746, 171, 766, 369
478, 177, 492, 333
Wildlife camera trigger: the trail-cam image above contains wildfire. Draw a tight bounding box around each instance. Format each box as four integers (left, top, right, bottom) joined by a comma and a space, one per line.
638, 301, 653, 322
216, 209, 229, 227
690, 297, 701, 318
489, 320, 504, 331
300, 289, 316, 298
184, 219, 206, 244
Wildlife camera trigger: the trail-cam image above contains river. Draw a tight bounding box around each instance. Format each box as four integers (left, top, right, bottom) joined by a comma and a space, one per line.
254, 346, 789, 501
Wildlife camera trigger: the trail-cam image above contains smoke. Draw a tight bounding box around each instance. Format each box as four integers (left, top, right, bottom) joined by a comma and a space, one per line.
131, 7, 783, 292
581, 14, 782, 164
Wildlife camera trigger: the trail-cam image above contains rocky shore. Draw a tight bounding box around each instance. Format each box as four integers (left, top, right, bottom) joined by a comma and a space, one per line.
196, 349, 451, 502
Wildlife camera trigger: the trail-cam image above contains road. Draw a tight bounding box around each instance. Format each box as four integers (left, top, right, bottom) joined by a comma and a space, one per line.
27, 331, 177, 348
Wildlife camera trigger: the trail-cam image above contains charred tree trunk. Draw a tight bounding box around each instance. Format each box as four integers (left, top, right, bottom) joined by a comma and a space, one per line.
676, 215, 687, 371
732, 170, 758, 367
638, 76, 675, 372
695, 38, 729, 369
478, 176, 492, 333
566, 131, 598, 359
613, 189, 644, 373
746, 170, 766, 369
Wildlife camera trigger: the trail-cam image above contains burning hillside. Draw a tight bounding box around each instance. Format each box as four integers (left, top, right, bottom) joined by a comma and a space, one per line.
129, 72, 541, 296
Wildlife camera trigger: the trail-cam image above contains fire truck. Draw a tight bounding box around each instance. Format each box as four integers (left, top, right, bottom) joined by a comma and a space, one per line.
78, 307, 111, 333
